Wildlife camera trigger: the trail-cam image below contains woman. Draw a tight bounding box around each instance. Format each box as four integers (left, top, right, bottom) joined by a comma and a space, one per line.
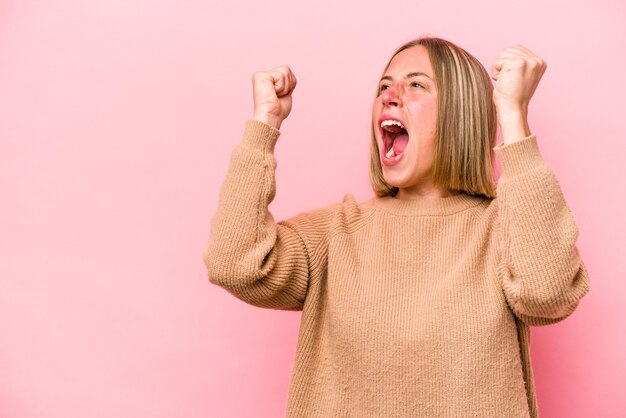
204, 37, 590, 417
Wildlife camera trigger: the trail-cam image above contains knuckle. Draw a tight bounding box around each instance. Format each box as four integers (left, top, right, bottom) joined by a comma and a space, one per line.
510, 59, 525, 69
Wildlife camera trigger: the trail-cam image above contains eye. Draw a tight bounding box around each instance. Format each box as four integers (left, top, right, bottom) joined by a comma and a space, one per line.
411, 82, 424, 89
379, 84, 390, 93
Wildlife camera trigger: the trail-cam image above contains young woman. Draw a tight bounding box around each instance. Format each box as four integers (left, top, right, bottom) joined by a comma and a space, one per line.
205, 37, 590, 417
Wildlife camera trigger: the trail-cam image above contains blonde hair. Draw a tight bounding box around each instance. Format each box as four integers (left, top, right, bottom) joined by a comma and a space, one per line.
370, 37, 497, 199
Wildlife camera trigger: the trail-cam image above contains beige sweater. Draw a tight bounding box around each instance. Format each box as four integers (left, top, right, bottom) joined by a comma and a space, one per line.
204, 119, 590, 418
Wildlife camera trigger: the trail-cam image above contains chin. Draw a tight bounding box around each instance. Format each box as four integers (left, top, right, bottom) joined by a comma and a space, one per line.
381, 163, 426, 191
381, 173, 411, 189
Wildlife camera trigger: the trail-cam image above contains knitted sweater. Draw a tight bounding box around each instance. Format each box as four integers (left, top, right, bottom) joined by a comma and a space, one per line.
204, 119, 590, 418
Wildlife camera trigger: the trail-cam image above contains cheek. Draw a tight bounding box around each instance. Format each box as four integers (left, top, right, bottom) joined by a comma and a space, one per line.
428, 101, 438, 125
408, 101, 437, 140
372, 98, 382, 117
416, 98, 437, 119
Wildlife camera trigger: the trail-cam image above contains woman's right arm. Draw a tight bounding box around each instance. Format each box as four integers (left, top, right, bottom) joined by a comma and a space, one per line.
203, 67, 336, 311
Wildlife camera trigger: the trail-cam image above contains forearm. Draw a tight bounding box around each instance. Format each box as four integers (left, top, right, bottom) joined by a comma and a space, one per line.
494, 135, 590, 325
204, 120, 309, 310
497, 107, 531, 146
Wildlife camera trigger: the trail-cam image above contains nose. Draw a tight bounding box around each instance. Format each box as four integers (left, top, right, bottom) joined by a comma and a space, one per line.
381, 85, 401, 107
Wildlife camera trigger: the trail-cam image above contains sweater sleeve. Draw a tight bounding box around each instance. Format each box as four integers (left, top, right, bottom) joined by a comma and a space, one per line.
203, 119, 338, 311
493, 134, 590, 326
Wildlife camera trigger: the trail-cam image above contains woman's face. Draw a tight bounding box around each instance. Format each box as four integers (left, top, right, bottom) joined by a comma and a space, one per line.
372, 45, 439, 197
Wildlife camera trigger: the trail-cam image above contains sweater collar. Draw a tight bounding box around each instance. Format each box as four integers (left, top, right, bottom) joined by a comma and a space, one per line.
372, 192, 487, 216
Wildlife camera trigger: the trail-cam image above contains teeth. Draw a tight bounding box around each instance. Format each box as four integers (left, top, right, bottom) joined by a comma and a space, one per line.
386, 148, 395, 158
380, 119, 405, 129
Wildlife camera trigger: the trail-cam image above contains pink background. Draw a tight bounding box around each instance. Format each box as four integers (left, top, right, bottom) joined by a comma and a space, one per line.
1, 0, 624, 417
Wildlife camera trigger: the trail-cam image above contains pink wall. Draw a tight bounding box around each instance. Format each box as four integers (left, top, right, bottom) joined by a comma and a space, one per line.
1, 0, 624, 417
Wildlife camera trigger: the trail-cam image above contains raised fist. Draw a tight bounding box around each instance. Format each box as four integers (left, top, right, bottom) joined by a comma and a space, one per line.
251, 65, 297, 130
491, 45, 547, 115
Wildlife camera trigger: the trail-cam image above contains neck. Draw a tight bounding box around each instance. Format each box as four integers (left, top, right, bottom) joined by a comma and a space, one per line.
396, 187, 460, 200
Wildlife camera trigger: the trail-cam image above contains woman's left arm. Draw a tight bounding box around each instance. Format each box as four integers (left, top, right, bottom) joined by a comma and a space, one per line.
491, 45, 591, 326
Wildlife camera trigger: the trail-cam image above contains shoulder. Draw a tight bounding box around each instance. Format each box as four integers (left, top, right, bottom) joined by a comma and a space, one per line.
278, 193, 378, 238
336, 193, 379, 231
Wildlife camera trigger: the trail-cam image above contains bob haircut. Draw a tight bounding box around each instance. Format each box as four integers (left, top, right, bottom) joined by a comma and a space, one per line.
370, 37, 498, 199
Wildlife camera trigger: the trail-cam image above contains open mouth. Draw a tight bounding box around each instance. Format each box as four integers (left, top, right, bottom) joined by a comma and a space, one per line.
380, 119, 409, 159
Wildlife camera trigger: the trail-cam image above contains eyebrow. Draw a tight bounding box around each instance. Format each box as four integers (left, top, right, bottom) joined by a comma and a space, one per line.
380, 72, 433, 82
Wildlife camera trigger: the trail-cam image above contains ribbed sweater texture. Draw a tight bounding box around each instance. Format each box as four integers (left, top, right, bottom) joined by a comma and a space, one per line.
204, 119, 591, 417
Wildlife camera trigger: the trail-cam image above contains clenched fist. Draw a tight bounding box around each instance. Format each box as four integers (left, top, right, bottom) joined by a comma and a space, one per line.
491, 45, 547, 144
491, 45, 547, 116
251, 66, 297, 130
